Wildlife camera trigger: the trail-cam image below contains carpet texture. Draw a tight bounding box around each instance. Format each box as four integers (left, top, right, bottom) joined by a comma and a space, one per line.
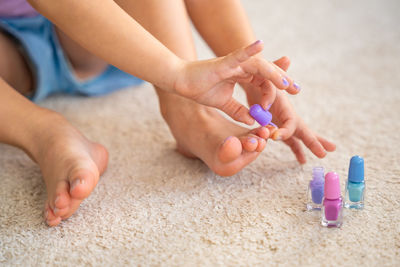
1, 0, 399, 266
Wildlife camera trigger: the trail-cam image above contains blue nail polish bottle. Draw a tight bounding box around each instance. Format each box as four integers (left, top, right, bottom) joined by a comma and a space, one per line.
306, 167, 325, 211
344, 155, 365, 209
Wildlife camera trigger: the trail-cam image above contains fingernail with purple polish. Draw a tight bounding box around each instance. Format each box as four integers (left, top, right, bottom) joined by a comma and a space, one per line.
282, 78, 289, 87
253, 40, 263, 45
294, 82, 301, 91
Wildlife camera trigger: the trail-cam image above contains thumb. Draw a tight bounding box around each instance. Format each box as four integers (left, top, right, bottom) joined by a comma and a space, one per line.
220, 98, 255, 125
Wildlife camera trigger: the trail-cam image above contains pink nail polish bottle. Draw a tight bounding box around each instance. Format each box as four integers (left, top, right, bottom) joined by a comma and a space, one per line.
321, 172, 344, 228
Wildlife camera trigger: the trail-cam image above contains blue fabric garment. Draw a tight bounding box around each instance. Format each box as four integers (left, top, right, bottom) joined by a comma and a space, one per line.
0, 15, 143, 102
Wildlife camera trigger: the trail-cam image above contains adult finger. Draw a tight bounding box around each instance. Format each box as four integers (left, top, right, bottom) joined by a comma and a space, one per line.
259, 80, 277, 109
273, 56, 301, 94
216, 40, 264, 80
226, 40, 264, 66
296, 126, 327, 158
241, 57, 291, 91
271, 117, 297, 141
284, 137, 306, 164
220, 98, 255, 125
316, 134, 336, 152
273, 56, 291, 72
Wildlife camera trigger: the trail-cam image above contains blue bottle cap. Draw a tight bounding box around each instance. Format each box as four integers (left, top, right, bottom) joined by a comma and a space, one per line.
348, 155, 364, 183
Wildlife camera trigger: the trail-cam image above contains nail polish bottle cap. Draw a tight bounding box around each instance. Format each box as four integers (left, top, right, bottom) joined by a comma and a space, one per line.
310, 167, 324, 187
324, 172, 341, 200
348, 155, 364, 183
249, 104, 272, 127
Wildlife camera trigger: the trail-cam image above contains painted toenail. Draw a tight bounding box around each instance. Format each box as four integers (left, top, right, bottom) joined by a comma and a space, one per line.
249, 138, 257, 144
223, 136, 233, 145
293, 82, 301, 91
71, 178, 84, 192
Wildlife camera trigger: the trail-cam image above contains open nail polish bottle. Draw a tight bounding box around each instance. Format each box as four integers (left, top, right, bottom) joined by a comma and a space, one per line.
344, 155, 365, 209
306, 167, 325, 211
321, 172, 343, 228
249, 104, 277, 128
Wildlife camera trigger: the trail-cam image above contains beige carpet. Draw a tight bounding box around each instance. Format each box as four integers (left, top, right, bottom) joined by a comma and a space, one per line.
1, 0, 399, 266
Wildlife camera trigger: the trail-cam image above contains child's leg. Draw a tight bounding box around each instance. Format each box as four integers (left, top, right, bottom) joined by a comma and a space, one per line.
184, 0, 255, 56
115, 0, 269, 176
0, 33, 33, 96
55, 28, 109, 80
0, 32, 108, 226
185, 0, 336, 161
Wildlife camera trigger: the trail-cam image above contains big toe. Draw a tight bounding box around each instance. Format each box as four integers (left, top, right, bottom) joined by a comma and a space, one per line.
218, 136, 242, 163
69, 166, 99, 200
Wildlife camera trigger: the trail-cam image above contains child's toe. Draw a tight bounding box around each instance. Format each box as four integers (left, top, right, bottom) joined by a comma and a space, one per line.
60, 199, 82, 220
250, 127, 270, 139
69, 167, 99, 200
255, 138, 267, 152
218, 136, 242, 163
53, 181, 71, 209
53, 206, 70, 218
46, 217, 62, 227
239, 135, 259, 152
44, 202, 61, 226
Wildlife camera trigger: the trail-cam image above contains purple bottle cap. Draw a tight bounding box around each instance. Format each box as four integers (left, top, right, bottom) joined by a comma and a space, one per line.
324, 172, 341, 200
249, 104, 272, 127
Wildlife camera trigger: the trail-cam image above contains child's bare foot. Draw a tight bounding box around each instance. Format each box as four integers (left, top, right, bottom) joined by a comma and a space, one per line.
29, 113, 108, 226
160, 95, 269, 176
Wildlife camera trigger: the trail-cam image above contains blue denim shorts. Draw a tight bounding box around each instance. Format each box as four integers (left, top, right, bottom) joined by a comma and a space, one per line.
0, 15, 143, 102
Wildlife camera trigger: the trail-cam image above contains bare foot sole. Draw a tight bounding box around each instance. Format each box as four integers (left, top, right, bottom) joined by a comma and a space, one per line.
31, 113, 108, 226
162, 102, 270, 176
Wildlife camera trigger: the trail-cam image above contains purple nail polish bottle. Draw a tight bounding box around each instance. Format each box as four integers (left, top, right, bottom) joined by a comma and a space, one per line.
249, 104, 276, 127
306, 167, 325, 211
321, 172, 344, 228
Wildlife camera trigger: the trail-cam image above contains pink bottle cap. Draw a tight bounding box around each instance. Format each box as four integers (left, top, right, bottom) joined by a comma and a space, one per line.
324, 172, 341, 200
